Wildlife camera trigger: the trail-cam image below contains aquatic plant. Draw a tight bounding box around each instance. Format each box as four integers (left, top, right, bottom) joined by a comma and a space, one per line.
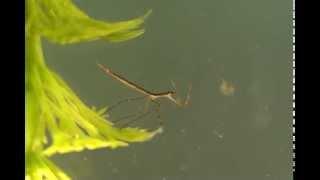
26, 0, 162, 179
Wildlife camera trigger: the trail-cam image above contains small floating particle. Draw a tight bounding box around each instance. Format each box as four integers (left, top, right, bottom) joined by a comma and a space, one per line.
111, 168, 119, 173
220, 79, 235, 96
213, 130, 224, 139
179, 164, 188, 171
180, 129, 186, 134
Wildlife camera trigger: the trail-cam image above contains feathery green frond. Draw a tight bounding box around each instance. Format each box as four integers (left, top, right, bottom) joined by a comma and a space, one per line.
26, 0, 158, 179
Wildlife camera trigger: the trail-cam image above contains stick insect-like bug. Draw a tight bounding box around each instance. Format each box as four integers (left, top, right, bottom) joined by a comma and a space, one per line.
97, 63, 191, 127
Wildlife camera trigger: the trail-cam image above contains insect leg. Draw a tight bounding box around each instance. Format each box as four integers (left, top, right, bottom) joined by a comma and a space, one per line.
106, 95, 147, 113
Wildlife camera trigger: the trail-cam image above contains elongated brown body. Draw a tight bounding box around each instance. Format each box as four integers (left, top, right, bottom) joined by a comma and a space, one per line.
97, 63, 176, 102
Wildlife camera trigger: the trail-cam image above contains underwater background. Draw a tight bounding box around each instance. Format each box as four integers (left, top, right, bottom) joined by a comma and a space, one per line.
43, 0, 292, 179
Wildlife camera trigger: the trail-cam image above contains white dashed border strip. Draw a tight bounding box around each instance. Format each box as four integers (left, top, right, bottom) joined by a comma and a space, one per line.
292, 0, 296, 173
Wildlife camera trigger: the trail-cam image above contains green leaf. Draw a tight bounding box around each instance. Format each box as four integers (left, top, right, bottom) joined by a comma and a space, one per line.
26, 151, 71, 180
27, 0, 152, 44
26, 0, 159, 179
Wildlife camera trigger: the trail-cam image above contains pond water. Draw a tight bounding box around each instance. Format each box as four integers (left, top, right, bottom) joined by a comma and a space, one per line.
43, 0, 293, 179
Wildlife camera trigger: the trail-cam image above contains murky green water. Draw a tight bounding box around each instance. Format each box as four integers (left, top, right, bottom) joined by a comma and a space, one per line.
43, 0, 293, 179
